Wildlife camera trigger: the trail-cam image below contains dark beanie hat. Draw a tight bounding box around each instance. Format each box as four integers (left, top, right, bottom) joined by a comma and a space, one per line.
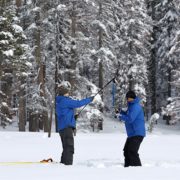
126, 90, 136, 99
58, 85, 70, 96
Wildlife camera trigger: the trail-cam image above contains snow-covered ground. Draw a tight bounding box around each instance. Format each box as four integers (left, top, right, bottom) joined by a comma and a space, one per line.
0, 117, 180, 180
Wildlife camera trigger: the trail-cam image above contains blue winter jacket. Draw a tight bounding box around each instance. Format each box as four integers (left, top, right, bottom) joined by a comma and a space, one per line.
119, 97, 146, 137
56, 96, 92, 131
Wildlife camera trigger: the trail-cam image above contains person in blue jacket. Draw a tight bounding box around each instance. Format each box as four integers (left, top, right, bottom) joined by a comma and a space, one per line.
56, 84, 94, 165
119, 90, 145, 167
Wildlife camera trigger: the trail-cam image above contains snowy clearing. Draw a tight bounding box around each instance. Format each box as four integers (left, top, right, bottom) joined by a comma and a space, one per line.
0, 120, 180, 180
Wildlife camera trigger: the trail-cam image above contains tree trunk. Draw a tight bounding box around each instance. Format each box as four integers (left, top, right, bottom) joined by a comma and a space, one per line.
18, 78, 26, 131
48, 103, 53, 137
148, 1, 158, 115
18, 98, 26, 131
0, 0, 11, 7
149, 28, 157, 114
98, 2, 104, 100
71, 2, 76, 38
0, 0, 5, 6
70, 2, 78, 71
166, 68, 172, 125
128, 63, 133, 90
98, 2, 103, 47
0, 54, 2, 79
99, 60, 103, 100
16, 0, 21, 7
15, 0, 21, 17
55, 47, 58, 132
128, 38, 133, 90
168, 68, 172, 97
34, 10, 48, 132
29, 113, 39, 132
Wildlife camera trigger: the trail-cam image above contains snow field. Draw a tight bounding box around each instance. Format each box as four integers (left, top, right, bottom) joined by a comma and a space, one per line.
0, 131, 180, 180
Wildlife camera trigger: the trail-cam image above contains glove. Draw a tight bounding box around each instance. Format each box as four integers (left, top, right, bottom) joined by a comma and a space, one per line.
114, 113, 119, 119
120, 109, 127, 115
113, 77, 116, 83
74, 114, 78, 120
90, 96, 95, 101
119, 114, 124, 121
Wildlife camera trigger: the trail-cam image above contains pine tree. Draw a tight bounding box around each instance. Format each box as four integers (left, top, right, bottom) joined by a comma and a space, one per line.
146, 0, 161, 115
160, 0, 180, 124
147, 0, 180, 125
149, 0, 180, 124
113, 0, 152, 111
22, 1, 53, 132
0, 2, 30, 128
54, 0, 105, 131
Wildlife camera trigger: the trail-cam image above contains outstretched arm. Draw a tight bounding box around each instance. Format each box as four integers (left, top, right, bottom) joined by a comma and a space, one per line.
66, 97, 93, 108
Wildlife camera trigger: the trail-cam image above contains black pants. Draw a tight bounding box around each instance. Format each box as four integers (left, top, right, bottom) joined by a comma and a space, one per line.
123, 136, 144, 167
59, 128, 74, 165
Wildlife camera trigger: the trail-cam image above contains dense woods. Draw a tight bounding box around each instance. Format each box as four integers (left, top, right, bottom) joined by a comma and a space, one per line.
0, 0, 179, 131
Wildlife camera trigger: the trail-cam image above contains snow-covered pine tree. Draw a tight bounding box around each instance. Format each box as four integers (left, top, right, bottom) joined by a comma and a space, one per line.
146, 0, 160, 115
15, 0, 61, 132
151, 0, 180, 124
156, 0, 178, 108
160, 0, 180, 124
85, 0, 117, 113
165, 67, 180, 124
110, 0, 126, 111
113, 0, 152, 112
20, 1, 50, 132
0, 1, 30, 128
167, 0, 180, 123
40, 1, 58, 132
54, 0, 105, 131
147, 0, 180, 125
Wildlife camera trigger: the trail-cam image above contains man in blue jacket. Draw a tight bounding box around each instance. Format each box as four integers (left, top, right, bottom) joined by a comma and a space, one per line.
56, 84, 94, 165
119, 90, 145, 167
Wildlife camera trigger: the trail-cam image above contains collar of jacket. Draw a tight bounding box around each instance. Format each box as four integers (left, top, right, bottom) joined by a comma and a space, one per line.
128, 97, 140, 105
